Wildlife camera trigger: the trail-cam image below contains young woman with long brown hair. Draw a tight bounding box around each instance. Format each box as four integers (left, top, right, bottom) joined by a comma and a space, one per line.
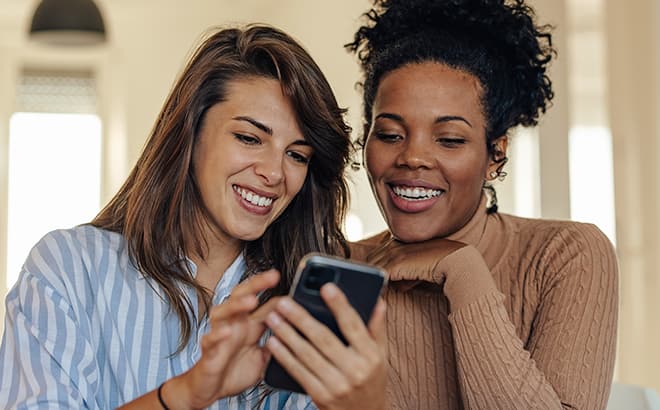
0, 24, 375, 409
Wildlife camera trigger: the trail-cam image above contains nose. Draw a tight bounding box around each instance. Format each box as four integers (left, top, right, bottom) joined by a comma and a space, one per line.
395, 137, 434, 169
254, 152, 285, 186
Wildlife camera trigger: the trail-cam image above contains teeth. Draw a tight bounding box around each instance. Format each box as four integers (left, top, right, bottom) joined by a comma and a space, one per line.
233, 186, 273, 207
392, 185, 442, 201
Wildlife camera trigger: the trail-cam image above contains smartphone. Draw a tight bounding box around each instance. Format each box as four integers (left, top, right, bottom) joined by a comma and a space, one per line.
263, 252, 387, 393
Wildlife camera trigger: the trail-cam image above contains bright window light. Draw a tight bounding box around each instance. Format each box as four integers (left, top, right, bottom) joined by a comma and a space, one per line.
512, 127, 541, 218
569, 126, 616, 245
6, 113, 102, 288
344, 212, 365, 242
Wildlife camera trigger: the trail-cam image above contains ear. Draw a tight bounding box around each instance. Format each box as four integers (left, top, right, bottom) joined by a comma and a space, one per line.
485, 136, 509, 180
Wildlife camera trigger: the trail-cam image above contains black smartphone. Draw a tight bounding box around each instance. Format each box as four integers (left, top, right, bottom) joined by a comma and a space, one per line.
263, 252, 387, 393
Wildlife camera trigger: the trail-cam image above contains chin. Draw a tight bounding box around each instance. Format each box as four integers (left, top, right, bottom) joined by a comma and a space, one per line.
230, 227, 267, 242
388, 227, 435, 243
393, 234, 430, 243
388, 218, 458, 243
385, 215, 441, 243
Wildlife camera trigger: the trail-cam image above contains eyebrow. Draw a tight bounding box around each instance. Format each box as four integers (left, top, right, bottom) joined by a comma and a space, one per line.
232, 115, 310, 146
375, 112, 473, 128
233, 116, 272, 135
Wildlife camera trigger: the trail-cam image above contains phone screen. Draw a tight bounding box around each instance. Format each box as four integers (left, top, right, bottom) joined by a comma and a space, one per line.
263, 253, 386, 393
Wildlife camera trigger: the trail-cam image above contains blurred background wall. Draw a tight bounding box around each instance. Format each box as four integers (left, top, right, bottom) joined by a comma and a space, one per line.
0, 0, 658, 396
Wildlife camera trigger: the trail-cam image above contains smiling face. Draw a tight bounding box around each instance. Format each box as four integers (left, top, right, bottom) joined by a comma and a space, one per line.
193, 76, 312, 246
365, 62, 504, 243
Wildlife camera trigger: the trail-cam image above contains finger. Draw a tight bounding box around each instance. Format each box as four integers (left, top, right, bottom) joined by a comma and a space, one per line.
249, 296, 284, 323
317, 289, 387, 388
272, 297, 384, 394
368, 298, 387, 349
365, 245, 388, 266
320, 283, 374, 352
365, 234, 396, 264
265, 310, 344, 382
274, 298, 348, 357
209, 294, 258, 322
272, 296, 374, 387
265, 336, 335, 402
230, 269, 280, 299
200, 325, 240, 364
201, 324, 233, 348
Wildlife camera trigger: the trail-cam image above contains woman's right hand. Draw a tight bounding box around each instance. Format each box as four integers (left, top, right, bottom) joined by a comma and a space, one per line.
162, 270, 280, 409
354, 231, 466, 284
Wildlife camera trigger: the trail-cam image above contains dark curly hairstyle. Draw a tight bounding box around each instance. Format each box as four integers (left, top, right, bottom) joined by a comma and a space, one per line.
346, 0, 555, 153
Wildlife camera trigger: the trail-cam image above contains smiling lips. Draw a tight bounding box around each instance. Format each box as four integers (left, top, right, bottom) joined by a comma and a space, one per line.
388, 183, 444, 213
233, 184, 276, 215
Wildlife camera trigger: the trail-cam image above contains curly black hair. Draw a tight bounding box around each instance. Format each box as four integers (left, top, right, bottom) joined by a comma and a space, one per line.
346, 0, 556, 150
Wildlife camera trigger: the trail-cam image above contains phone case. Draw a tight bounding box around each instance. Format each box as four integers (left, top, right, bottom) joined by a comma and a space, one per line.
263, 253, 386, 393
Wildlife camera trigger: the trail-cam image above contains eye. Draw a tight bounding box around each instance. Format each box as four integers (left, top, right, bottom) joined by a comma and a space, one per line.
436, 137, 466, 148
286, 150, 311, 165
373, 132, 403, 143
234, 133, 261, 145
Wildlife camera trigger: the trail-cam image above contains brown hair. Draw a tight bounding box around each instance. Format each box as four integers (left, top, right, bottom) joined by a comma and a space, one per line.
92, 24, 352, 352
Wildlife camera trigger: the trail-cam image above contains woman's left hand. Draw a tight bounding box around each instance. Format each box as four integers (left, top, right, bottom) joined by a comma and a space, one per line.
265, 284, 388, 410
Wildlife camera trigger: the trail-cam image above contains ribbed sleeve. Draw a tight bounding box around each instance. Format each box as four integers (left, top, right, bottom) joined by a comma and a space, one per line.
442, 246, 499, 312
447, 222, 618, 409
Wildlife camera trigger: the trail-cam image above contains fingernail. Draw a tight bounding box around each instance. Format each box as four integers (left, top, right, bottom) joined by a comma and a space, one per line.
277, 298, 292, 312
267, 312, 281, 326
322, 283, 338, 297
267, 336, 281, 349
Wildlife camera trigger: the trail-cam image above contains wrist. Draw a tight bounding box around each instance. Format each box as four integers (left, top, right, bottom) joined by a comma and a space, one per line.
160, 374, 200, 410
157, 382, 170, 410
442, 245, 498, 311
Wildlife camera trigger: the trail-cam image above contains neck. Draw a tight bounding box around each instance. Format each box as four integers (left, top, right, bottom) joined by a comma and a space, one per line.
189, 233, 244, 293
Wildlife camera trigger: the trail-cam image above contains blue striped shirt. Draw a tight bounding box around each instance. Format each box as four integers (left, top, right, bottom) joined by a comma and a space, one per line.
0, 225, 315, 409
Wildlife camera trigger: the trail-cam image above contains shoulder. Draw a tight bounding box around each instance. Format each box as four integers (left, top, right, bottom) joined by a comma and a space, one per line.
501, 213, 614, 254
18, 225, 130, 303
24, 225, 126, 273
499, 214, 617, 285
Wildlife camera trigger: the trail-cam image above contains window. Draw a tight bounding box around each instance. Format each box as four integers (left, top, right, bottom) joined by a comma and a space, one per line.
5, 70, 102, 289
568, 126, 616, 244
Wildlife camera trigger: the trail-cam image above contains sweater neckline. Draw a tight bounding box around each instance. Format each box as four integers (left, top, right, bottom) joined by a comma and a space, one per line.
447, 195, 489, 248
445, 194, 509, 270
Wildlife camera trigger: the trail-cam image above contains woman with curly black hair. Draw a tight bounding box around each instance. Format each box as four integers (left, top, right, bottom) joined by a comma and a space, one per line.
339, 0, 619, 408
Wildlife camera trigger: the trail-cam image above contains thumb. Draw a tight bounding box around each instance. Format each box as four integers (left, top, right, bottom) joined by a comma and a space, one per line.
368, 298, 387, 349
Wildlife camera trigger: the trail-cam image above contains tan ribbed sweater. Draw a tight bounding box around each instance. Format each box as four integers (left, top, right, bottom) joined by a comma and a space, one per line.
354, 203, 618, 409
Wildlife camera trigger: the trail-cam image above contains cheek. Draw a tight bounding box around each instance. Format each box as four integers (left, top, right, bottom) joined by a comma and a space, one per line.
444, 154, 489, 191
364, 142, 389, 179
286, 166, 309, 198
192, 158, 213, 197
277, 169, 308, 213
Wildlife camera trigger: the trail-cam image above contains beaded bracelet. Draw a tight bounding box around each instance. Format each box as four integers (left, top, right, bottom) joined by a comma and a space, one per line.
157, 381, 171, 410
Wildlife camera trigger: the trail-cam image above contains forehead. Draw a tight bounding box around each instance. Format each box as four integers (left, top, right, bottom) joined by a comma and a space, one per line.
223, 76, 288, 110
374, 62, 485, 124
215, 76, 304, 137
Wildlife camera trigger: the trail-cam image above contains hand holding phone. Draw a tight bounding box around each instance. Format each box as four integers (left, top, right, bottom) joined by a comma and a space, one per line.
264, 253, 387, 394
